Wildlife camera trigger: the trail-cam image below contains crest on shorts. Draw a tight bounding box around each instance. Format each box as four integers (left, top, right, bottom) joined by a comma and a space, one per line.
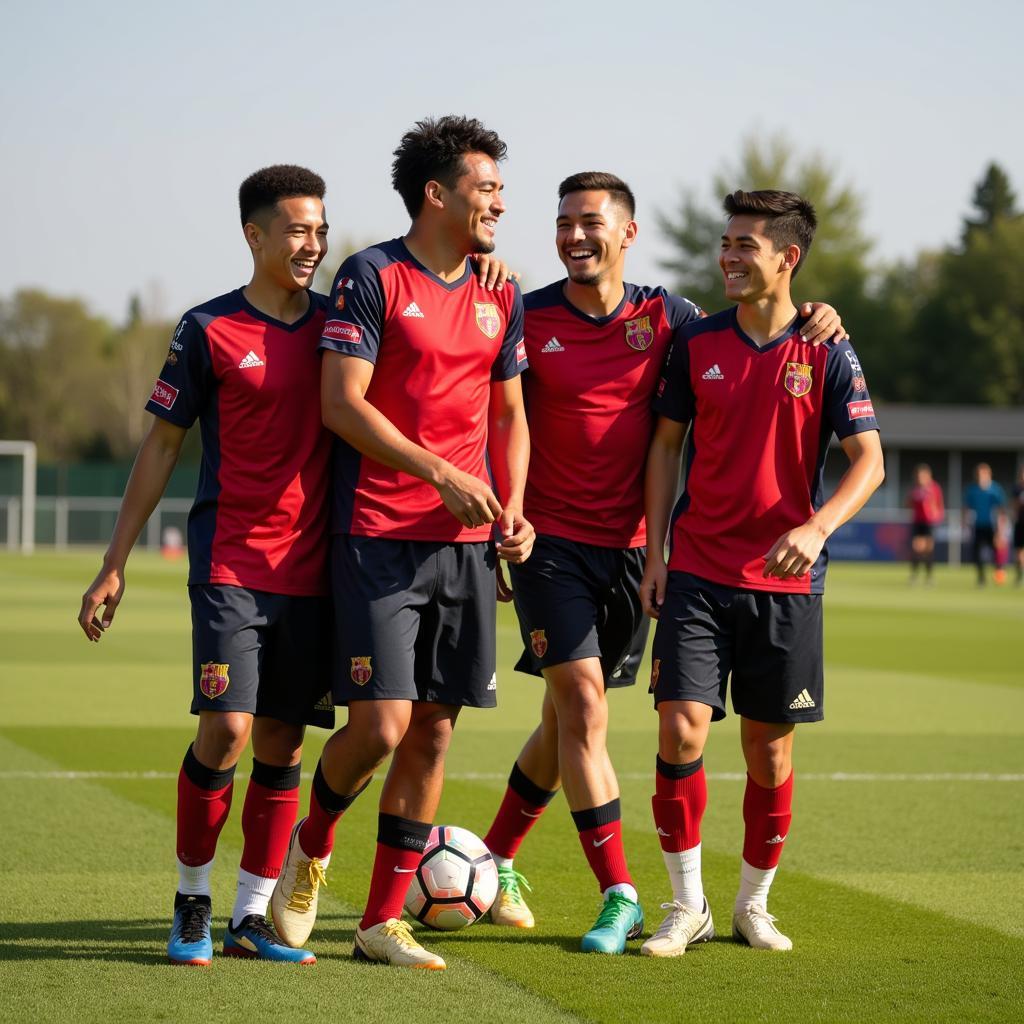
199, 662, 230, 699
350, 656, 373, 686
784, 362, 813, 397
649, 658, 661, 694
474, 302, 501, 339
625, 316, 654, 351
530, 630, 548, 658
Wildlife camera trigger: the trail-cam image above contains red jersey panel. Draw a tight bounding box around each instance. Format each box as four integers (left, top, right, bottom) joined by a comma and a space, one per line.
908, 481, 944, 525
522, 282, 701, 548
320, 239, 526, 542
145, 290, 331, 596
654, 308, 880, 594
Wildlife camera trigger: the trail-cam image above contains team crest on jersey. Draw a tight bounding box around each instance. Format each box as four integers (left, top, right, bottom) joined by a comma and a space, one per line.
199, 662, 230, 699
625, 316, 654, 351
784, 362, 813, 397
474, 302, 501, 339
530, 630, 548, 658
649, 658, 661, 694
350, 656, 373, 686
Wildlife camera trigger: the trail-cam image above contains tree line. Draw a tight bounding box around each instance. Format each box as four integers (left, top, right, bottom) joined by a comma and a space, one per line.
1, 144, 1020, 462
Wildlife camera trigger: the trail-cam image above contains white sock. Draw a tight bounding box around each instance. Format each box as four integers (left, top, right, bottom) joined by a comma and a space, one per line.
735, 857, 777, 914
492, 854, 513, 869
231, 869, 277, 925
604, 883, 639, 903
177, 857, 213, 897
662, 843, 704, 911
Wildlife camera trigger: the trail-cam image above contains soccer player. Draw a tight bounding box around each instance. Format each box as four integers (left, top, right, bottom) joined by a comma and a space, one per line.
479, 173, 847, 954
907, 463, 944, 584
77, 166, 336, 966
963, 463, 1007, 586
639, 189, 883, 956
271, 116, 532, 970
1012, 467, 1024, 586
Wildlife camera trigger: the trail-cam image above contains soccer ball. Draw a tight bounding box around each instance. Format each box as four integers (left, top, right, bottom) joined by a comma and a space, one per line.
404, 825, 499, 931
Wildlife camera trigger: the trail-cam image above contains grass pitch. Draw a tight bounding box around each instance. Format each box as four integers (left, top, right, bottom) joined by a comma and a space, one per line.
1, 551, 1022, 1023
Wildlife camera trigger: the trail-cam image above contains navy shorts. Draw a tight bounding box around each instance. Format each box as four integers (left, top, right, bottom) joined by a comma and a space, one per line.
189, 584, 334, 728
911, 522, 934, 540
509, 534, 648, 688
331, 535, 497, 707
649, 572, 823, 723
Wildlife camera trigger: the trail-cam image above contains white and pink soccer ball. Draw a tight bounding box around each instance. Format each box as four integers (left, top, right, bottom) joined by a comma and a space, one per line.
404, 825, 498, 931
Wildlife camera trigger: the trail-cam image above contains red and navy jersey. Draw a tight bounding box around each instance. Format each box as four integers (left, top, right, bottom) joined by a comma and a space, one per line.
654, 307, 880, 594
145, 289, 331, 596
320, 238, 526, 542
522, 282, 702, 548
908, 482, 944, 525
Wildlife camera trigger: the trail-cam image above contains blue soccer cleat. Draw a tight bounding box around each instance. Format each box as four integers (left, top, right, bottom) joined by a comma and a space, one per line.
168, 894, 213, 966
223, 914, 316, 964
580, 892, 644, 954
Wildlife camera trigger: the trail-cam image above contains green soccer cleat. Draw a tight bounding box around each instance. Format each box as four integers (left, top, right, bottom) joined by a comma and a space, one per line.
489, 865, 535, 928
580, 893, 644, 954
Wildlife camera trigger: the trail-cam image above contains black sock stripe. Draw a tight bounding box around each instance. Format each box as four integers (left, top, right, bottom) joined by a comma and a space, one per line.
656, 754, 704, 780
250, 758, 302, 791
509, 762, 559, 807
377, 812, 432, 852
182, 744, 236, 791
570, 798, 621, 833
312, 762, 369, 815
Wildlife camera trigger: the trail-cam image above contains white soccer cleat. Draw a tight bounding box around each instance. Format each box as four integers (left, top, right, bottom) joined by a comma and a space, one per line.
353, 918, 446, 970
270, 819, 327, 948
640, 898, 715, 957
732, 905, 793, 951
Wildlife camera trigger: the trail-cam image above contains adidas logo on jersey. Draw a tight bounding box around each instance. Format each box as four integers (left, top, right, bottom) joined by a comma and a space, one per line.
238, 350, 265, 369
788, 689, 816, 710
541, 337, 565, 353
402, 302, 425, 318
702, 363, 724, 380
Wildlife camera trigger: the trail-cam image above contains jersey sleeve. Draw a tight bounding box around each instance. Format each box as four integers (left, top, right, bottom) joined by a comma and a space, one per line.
491, 282, 528, 381
144, 315, 212, 428
652, 331, 695, 423
665, 293, 705, 329
823, 339, 879, 439
320, 251, 386, 363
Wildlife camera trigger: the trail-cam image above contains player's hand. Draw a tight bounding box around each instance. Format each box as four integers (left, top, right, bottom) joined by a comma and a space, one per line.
471, 253, 520, 291
639, 560, 667, 619
799, 302, 848, 346
78, 565, 125, 642
435, 465, 503, 528
495, 506, 535, 564
496, 562, 514, 603
762, 521, 829, 579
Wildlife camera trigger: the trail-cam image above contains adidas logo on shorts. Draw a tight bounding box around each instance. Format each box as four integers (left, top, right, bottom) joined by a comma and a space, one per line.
788, 688, 816, 710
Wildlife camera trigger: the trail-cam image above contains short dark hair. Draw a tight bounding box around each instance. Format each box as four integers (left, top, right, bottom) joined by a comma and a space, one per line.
391, 115, 508, 218
723, 189, 817, 277
558, 172, 636, 218
238, 165, 326, 226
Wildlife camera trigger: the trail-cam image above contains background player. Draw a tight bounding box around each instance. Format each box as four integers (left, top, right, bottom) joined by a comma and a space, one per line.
1013, 466, 1024, 586
907, 463, 944, 584
77, 166, 336, 966
640, 189, 884, 956
271, 116, 532, 970
480, 173, 846, 954
963, 463, 1006, 586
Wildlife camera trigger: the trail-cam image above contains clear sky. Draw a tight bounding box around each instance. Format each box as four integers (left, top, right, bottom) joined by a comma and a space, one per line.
2, 0, 1022, 322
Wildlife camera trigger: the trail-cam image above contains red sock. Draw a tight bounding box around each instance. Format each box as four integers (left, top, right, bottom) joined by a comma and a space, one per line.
483, 763, 558, 860
176, 746, 234, 866
572, 800, 633, 893
652, 756, 707, 853
239, 761, 301, 878
360, 814, 432, 930
742, 772, 794, 869
298, 761, 367, 859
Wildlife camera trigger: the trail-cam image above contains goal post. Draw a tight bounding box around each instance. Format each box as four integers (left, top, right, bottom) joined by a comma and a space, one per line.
0, 441, 37, 554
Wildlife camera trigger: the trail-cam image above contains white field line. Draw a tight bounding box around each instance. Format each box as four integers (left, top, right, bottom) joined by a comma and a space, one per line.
0, 770, 1021, 783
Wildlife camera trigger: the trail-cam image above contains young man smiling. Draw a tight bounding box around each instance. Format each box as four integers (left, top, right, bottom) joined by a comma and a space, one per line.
640, 189, 883, 956
479, 174, 847, 955
78, 165, 337, 966
271, 116, 532, 970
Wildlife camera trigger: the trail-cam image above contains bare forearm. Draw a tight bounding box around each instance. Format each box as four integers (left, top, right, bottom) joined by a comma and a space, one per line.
488, 406, 529, 510
644, 442, 682, 565
809, 446, 885, 538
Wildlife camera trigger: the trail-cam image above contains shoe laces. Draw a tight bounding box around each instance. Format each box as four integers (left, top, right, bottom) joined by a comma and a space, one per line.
236, 914, 281, 945
496, 865, 532, 907
177, 899, 210, 943
380, 918, 420, 950
592, 892, 637, 930
742, 905, 780, 931
286, 858, 328, 912
655, 900, 701, 937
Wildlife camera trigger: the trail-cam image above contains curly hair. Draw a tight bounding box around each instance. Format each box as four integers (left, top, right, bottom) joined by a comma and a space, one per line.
238, 165, 326, 226
558, 171, 636, 218
391, 115, 507, 218
723, 189, 816, 277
